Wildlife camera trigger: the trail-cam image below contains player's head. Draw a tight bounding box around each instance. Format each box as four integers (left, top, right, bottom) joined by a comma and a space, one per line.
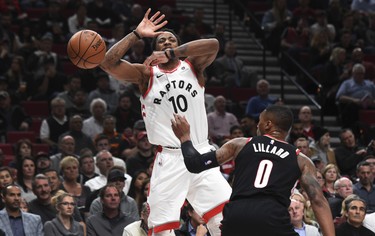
151, 28, 181, 51
257, 105, 293, 136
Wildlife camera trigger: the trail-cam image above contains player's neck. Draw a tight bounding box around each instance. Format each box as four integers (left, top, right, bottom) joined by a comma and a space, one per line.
268, 130, 286, 141
159, 59, 179, 70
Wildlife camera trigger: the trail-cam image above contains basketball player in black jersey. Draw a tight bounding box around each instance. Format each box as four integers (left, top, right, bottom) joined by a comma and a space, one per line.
171, 105, 334, 236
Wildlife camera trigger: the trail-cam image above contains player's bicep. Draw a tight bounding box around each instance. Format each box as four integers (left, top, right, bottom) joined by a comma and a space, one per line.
100, 59, 145, 84
216, 138, 247, 164
298, 154, 322, 201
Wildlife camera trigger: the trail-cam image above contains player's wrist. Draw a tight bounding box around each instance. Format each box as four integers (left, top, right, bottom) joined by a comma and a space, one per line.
166, 49, 176, 59
133, 30, 142, 39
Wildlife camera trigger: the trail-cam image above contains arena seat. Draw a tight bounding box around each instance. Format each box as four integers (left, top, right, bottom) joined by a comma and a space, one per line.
7, 131, 36, 143
21, 101, 50, 119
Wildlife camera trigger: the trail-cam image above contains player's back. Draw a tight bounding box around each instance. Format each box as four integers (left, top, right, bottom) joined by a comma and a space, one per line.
231, 135, 301, 208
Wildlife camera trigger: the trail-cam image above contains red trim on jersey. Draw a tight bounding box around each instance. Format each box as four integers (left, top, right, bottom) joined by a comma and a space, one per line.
246, 137, 252, 143
158, 60, 181, 73
202, 201, 228, 223
296, 149, 301, 156
143, 67, 154, 99
185, 59, 204, 88
264, 134, 289, 144
149, 221, 180, 234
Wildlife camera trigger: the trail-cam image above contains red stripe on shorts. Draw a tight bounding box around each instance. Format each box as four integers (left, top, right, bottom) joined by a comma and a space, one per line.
149, 221, 180, 234
202, 200, 229, 223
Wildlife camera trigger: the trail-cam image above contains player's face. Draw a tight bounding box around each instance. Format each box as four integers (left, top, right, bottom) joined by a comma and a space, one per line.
155, 32, 179, 51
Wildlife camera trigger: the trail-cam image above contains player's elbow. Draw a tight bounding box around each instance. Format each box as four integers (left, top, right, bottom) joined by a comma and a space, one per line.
184, 158, 202, 174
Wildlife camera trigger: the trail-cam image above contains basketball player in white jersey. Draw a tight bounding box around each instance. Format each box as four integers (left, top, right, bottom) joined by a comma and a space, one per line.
100, 8, 231, 236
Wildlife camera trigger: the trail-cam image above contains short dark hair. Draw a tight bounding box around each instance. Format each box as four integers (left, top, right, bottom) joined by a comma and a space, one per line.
264, 105, 293, 132
344, 195, 367, 213
151, 28, 181, 50
99, 183, 120, 199
356, 161, 371, 172
1, 183, 20, 197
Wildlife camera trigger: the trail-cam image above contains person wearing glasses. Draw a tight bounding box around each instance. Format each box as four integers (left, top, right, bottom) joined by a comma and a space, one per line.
44, 191, 84, 236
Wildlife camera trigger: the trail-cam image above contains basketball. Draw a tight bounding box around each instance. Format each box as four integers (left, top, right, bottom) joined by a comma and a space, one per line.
67, 30, 106, 69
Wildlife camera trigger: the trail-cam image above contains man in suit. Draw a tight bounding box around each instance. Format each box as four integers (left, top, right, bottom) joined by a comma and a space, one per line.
0, 184, 43, 236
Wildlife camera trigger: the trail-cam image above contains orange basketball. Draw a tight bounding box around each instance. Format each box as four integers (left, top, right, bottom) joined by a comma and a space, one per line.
67, 30, 106, 69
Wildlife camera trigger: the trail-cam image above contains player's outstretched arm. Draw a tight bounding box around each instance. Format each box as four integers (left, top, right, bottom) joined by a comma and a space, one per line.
298, 154, 335, 236
100, 8, 167, 82
171, 114, 244, 173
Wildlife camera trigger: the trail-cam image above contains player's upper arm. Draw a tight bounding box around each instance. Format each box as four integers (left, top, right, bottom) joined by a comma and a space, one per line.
298, 153, 322, 201
187, 39, 219, 74
215, 137, 248, 165
100, 59, 147, 84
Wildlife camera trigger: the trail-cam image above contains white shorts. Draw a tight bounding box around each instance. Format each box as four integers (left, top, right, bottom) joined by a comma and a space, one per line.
147, 140, 232, 234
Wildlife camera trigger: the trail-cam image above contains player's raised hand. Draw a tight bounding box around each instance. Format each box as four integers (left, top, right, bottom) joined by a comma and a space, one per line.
136, 8, 168, 38
171, 114, 191, 142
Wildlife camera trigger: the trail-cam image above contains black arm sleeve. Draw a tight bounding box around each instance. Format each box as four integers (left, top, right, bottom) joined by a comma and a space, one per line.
181, 140, 219, 173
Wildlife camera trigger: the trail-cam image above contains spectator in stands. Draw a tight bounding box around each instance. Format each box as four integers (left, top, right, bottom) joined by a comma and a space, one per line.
0, 184, 43, 236
82, 98, 106, 140
335, 128, 368, 181
86, 183, 137, 235
67, 3, 92, 35
0, 166, 14, 209
112, 93, 142, 134
57, 75, 82, 110
353, 161, 375, 212
9, 138, 33, 169
89, 166, 138, 219
322, 163, 341, 198
66, 89, 91, 120
288, 198, 320, 236
298, 105, 315, 142
365, 155, 375, 184
158, 4, 181, 35
333, 29, 357, 59
346, 47, 375, 82
0, 91, 31, 140
287, 119, 305, 145
262, 0, 292, 55
79, 151, 98, 184
329, 177, 353, 219
35, 151, 51, 174
122, 201, 149, 236
310, 126, 337, 168
291, 0, 315, 24
239, 115, 257, 137
0, 12, 17, 58
86, 0, 120, 28
336, 63, 375, 129
121, 119, 146, 160
59, 156, 91, 215
4, 56, 33, 101
322, 47, 350, 115
191, 7, 213, 37
326, 0, 346, 31
308, 29, 332, 69
16, 157, 36, 202
127, 170, 149, 214
43, 169, 61, 196
28, 174, 83, 224
27, 32, 61, 79
99, 115, 129, 157
88, 73, 119, 113
177, 202, 211, 236
335, 196, 375, 235
124, 39, 147, 64
126, 3, 144, 31
351, 0, 375, 14
107, 23, 126, 49
111, 0, 131, 24
39, 0, 68, 43
211, 41, 257, 87
245, 79, 279, 121
364, 13, 375, 54
44, 191, 84, 236
126, 131, 153, 177
310, 10, 336, 42
280, 17, 310, 63
62, 114, 95, 154
207, 95, 239, 144
40, 97, 69, 151
178, 21, 201, 44
50, 135, 76, 172
294, 137, 312, 157
84, 150, 114, 192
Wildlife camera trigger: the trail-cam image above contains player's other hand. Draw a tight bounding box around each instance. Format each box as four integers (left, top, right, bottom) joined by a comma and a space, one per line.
143, 51, 169, 67
136, 8, 168, 38
171, 114, 191, 142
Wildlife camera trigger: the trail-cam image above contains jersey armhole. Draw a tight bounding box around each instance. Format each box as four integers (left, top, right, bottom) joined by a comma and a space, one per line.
142, 66, 154, 99
246, 137, 252, 143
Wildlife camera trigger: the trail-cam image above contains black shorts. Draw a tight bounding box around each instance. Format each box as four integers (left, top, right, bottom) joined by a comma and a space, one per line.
221, 197, 298, 236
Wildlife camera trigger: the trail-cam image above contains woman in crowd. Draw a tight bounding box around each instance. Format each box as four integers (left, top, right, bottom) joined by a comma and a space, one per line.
322, 163, 341, 198
44, 191, 84, 236
9, 139, 33, 168
59, 156, 91, 214
127, 170, 149, 215
16, 157, 36, 201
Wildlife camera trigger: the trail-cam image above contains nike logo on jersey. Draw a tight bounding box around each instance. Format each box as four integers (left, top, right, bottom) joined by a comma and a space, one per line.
156, 74, 164, 78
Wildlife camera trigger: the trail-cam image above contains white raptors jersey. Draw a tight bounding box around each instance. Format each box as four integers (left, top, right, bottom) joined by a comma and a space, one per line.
140, 60, 208, 147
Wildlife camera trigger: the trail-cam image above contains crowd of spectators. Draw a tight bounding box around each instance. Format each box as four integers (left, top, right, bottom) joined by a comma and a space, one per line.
1, 0, 375, 235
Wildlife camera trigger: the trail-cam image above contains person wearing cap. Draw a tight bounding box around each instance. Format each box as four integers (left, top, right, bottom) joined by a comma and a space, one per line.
86, 183, 137, 236
309, 126, 337, 169
35, 152, 52, 174
0, 90, 32, 140
89, 166, 139, 220
126, 131, 154, 177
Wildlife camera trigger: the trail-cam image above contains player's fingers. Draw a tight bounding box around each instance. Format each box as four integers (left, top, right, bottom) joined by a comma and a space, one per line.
154, 20, 168, 30
144, 8, 151, 19
155, 14, 165, 23
150, 11, 160, 21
